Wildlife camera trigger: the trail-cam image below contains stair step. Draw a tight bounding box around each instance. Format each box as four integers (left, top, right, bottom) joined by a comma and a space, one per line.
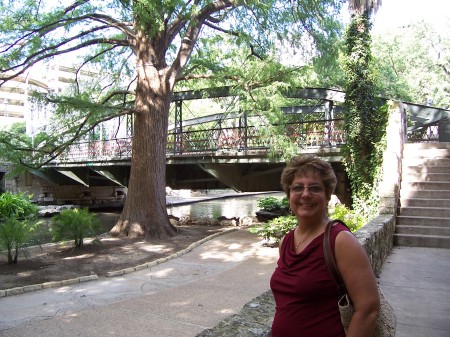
402, 181, 450, 190
404, 142, 450, 150
402, 157, 450, 167
396, 143, 450, 249
400, 198, 450, 207
402, 172, 450, 182
397, 216, 450, 227
402, 165, 450, 174
402, 147, 450, 159
396, 225, 450, 236
398, 207, 450, 217
394, 233, 450, 249
400, 189, 450, 199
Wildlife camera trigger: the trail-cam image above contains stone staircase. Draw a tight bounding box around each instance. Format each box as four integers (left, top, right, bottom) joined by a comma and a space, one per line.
395, 142, 450, 248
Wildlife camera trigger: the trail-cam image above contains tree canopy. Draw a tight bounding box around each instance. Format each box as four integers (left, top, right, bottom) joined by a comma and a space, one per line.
0, 0, 346, 238
372, 21, 450, 108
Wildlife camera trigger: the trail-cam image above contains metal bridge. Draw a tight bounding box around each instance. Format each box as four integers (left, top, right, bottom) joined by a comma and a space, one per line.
37, 87, 450, 196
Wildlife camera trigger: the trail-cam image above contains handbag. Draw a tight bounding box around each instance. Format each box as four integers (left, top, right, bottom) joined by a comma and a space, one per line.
323, 220, 396, 336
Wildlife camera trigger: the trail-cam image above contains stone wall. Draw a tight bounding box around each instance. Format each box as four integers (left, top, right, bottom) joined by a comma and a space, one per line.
196, 213, 396, 337
354, 214, 396, 275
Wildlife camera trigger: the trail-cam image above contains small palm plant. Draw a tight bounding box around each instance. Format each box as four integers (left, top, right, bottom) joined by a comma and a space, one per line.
51, 208, 102, 248
0, 192, 39, 264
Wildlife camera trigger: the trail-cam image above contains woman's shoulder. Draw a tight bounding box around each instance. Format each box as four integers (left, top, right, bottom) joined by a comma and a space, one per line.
330, 220, 351, 234
330, 220, 357, 251
332, 220, 362, 249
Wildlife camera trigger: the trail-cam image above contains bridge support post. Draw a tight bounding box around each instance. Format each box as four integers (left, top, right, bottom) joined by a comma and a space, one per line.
239, 111, 247, 150
324, 100, 334, 146
174, 100, 183, 154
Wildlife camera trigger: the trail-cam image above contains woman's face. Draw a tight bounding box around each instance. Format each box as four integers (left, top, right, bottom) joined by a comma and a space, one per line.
289, 173, 329, 224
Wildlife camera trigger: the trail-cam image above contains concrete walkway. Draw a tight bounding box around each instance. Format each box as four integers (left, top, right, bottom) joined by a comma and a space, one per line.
2, 227, 450, 337
0, 229, 278, 337
378, 246, 450, 337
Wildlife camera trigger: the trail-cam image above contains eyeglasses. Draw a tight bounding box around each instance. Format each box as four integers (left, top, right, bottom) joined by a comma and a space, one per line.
289, 184, 324, 195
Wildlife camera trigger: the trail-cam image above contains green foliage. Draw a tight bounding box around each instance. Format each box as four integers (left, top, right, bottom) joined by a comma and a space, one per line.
0, 0, 347, 175
50, 208, 102, 248
249, 215, 297, 243
374, 21, 450, 108
342, 12, 388, 221
0, 123, 34, 174
250, 203, 364, 243
0, 0, 346, 237
249, 197, 366, 243
267, 133, 302, 162
256, 196, 288, 212
0, 192, 39, 264
0, 192, 38, 220
329, 203, 364, 232
0, 218, 39, 264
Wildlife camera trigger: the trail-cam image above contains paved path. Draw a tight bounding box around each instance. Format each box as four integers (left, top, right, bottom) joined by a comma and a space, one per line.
2, 228, 450, 337
378, 246, 450, 337
0, 229, 278, 337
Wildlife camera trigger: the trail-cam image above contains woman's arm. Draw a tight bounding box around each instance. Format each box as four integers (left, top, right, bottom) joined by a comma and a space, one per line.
278, 235, 285, 255
335, 231, 380, 337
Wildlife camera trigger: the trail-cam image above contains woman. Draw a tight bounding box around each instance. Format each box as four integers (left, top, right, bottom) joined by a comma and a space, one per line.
270, 155, 380, 337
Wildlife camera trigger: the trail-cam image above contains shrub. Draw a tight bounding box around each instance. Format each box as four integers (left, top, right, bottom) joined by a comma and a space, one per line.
51, 208, 102, 248
329, 203, 365, 232
250, 203, 365, 244
249, 215, 297, 243
0, 192, 39, 264
256, 196, 289, 212
0, 192, 38, 219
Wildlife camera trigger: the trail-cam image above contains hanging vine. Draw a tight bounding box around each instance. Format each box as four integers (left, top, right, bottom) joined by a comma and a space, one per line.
342, 12, 388, 220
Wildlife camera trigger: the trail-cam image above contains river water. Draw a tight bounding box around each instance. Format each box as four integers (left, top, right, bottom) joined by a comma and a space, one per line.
92, 190, 285, 230
94, 190, 285, 226
31, 190, 285, 246
166, 191, 284, 220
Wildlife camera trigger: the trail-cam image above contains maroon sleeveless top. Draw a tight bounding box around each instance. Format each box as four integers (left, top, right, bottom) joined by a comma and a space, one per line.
270, 222, 348, 337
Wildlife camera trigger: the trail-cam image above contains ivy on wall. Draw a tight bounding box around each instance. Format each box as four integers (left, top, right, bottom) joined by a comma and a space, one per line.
342, 12, 388, 220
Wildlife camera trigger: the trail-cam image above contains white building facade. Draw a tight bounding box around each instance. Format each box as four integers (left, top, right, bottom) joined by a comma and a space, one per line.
1, 63, 129, 204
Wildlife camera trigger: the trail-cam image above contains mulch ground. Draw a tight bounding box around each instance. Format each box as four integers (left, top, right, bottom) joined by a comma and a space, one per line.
0, 224, 229, 290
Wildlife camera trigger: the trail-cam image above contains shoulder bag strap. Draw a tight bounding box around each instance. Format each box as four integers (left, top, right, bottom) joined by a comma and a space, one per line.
323, 220, 347, 298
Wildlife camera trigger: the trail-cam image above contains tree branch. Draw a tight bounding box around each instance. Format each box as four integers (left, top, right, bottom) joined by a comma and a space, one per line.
170, 0, 236, 82
13, 108, 136, 169
1, 12, 133, 57
63, 0, 91, 16
175, 74, 240, 82
74, 45, 123, 93
438, 63, 450, 77
83, 14, 135, 37
203, 21, 239, 37
100, 90, 136, 104
1, 32, 130, 85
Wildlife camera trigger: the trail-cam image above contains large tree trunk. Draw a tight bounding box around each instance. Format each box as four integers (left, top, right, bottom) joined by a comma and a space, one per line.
111, 84, 176, 238
111, 34, 177, 239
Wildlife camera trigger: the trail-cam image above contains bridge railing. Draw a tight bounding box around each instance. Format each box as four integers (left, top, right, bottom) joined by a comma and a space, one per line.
60, 138, 133, 161
167, 118, 346, 155
61, 118, 346, 162
284, 119, 346, 149
60, 117, 444, 160
407, 121, 440, 142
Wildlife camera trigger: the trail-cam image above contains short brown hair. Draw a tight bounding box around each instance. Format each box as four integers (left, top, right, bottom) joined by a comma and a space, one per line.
281, 154, 337, 200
